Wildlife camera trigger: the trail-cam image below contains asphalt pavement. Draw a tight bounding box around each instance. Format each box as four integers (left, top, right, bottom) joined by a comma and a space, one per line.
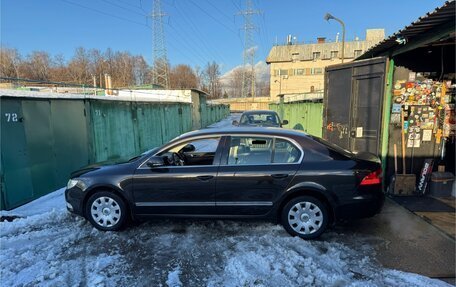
332, 198, 456, 285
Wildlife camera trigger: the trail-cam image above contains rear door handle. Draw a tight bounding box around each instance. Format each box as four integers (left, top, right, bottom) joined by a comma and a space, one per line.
196, 175, 214, 181
271, 174, 289, 179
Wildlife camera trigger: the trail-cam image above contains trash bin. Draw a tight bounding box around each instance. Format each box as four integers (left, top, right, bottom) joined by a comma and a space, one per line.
429, 172, 455, 197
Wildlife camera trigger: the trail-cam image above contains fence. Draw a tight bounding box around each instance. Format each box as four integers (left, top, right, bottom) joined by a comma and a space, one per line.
211, 97, 270, 112
269, 101, 323, 137
0, 90, 229, 210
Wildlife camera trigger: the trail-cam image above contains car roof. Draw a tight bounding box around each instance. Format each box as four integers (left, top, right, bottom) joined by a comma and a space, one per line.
175, 126, 309, 141
240, 110, 278, 115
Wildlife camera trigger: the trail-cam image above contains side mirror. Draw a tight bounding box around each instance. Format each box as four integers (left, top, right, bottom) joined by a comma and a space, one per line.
232, 120, 239, 126
182, 144, 195, 153
282, 120, 289, 125
146, 156, 165, 168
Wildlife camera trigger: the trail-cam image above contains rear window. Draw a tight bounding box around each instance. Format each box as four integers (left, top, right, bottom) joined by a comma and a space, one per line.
299, 136, 352, 161
309, 136, 353, 158
240, 112, 279, 126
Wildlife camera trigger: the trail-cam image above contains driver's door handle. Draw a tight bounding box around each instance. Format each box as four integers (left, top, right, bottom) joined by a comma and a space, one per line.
196, 175, 214, 181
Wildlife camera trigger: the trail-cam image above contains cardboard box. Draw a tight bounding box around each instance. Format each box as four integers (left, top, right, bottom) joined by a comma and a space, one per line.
393, 174, 417, 196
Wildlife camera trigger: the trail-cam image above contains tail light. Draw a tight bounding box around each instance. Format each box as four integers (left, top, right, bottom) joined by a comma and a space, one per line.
360, 168, 382, 186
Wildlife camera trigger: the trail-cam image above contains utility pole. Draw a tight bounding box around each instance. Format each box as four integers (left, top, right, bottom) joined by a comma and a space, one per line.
151, 0, 169, 89
238, 0, 261, 98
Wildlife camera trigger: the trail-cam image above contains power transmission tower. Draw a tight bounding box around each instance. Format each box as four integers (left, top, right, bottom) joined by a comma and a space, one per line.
151, 0, 169, 89
238, 0, 261, 98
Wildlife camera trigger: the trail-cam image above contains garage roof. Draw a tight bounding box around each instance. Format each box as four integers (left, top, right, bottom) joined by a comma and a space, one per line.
357, 0, 455, 59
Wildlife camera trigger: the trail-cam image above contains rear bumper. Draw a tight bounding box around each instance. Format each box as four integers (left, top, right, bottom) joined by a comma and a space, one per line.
335, 188, 385, 220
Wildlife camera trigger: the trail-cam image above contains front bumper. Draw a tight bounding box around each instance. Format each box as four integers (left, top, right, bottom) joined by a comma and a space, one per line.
65, 187, 85, 217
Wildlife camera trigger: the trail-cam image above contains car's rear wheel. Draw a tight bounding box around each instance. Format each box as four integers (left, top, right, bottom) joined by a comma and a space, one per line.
281, 196, 328, 239
85, 191, 127, 231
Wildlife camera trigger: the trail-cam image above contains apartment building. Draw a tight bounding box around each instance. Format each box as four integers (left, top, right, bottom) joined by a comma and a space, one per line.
266, 29, 385, 101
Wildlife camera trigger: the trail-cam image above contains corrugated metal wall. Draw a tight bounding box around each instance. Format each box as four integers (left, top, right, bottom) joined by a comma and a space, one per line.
269, 102, 323, 137
0, 95, 229, 210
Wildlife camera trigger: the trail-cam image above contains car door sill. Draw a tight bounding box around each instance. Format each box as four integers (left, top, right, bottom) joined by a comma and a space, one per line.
135, 201, 273, 207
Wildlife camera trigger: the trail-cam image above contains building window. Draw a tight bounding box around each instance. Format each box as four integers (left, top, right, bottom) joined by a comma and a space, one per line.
279, 69, 289, 76
294, 69, 305, 76
310, 86, 315, 92
291, 53, 300, 62
330, 51, 338, 59
354, 50, 363, 57
314, 68, 323, 74
312, 52, 321, 60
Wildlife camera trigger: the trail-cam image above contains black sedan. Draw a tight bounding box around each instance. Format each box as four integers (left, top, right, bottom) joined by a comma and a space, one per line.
65, 127, 384, 239
233, 110, 288, 127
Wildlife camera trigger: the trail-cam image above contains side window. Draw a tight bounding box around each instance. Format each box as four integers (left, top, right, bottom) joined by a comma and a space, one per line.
228, 137, 273, 165
161, 137, 220, 166
273, 138, 301, 163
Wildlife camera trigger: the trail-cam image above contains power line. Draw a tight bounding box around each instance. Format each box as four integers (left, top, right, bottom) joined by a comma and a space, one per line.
203, 0, 235, 23
231, 0, 242, 11
187, 0, 238, 35
171, 1, 230, 65
165, 21, 214, 64
112, 0, 144, 9
98, 0, 147, 17
59, 0, 149, 27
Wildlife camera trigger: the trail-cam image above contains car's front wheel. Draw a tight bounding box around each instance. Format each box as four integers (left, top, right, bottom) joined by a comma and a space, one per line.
85, 191, 127, 231
281, 196, 328, 239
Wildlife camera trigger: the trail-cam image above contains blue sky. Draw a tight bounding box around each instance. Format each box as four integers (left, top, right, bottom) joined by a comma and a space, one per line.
1, 0, 446, 73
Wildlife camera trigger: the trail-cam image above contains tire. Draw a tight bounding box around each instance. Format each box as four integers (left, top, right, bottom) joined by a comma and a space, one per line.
85, 191, 128, 231
281, 196, 328, 240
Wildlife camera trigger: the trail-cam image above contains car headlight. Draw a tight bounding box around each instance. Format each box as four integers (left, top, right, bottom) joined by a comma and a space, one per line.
67, 179, 86, 190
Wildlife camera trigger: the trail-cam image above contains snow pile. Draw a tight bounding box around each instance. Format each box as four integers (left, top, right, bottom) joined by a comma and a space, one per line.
0, 210, 130, 286
206, 234, 448, 287
0, 189, 451, 287
0, 187, 66, 218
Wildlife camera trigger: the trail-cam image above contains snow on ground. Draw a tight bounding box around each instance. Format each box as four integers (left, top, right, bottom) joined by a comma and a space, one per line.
0, 189, 451, 287
207, 113, 240, 128
0, 188, 66, 218
0, 115, 451, 287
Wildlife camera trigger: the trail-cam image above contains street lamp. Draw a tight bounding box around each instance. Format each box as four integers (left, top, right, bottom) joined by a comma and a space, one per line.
274, 75, 288, 97
324, 13, 345, 63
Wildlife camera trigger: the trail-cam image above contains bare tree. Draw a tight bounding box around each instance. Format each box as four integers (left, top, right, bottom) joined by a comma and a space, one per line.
67, 47, 91, 84
21, 51, 52, 81
169, 64, 198, 89
256, 78, 270, 98
49, 54, 70, 82
194, 65, 204, 90
0, 47, 22, 78
133, 56, 150, 86
1, 47, 152, 88
202, 61, 221, 98
227, 67, 244, 98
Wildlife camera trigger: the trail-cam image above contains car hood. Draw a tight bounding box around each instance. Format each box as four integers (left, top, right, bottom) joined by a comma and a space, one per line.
70, 159, 134, 178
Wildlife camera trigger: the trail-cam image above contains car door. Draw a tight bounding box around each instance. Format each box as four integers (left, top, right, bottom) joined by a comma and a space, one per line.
132, 136, 224, 215
215, 135, 302, 215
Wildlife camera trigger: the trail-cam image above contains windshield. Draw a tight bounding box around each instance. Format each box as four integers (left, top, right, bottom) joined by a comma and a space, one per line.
240, 113, 280, 126
124, 147, 160, 163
